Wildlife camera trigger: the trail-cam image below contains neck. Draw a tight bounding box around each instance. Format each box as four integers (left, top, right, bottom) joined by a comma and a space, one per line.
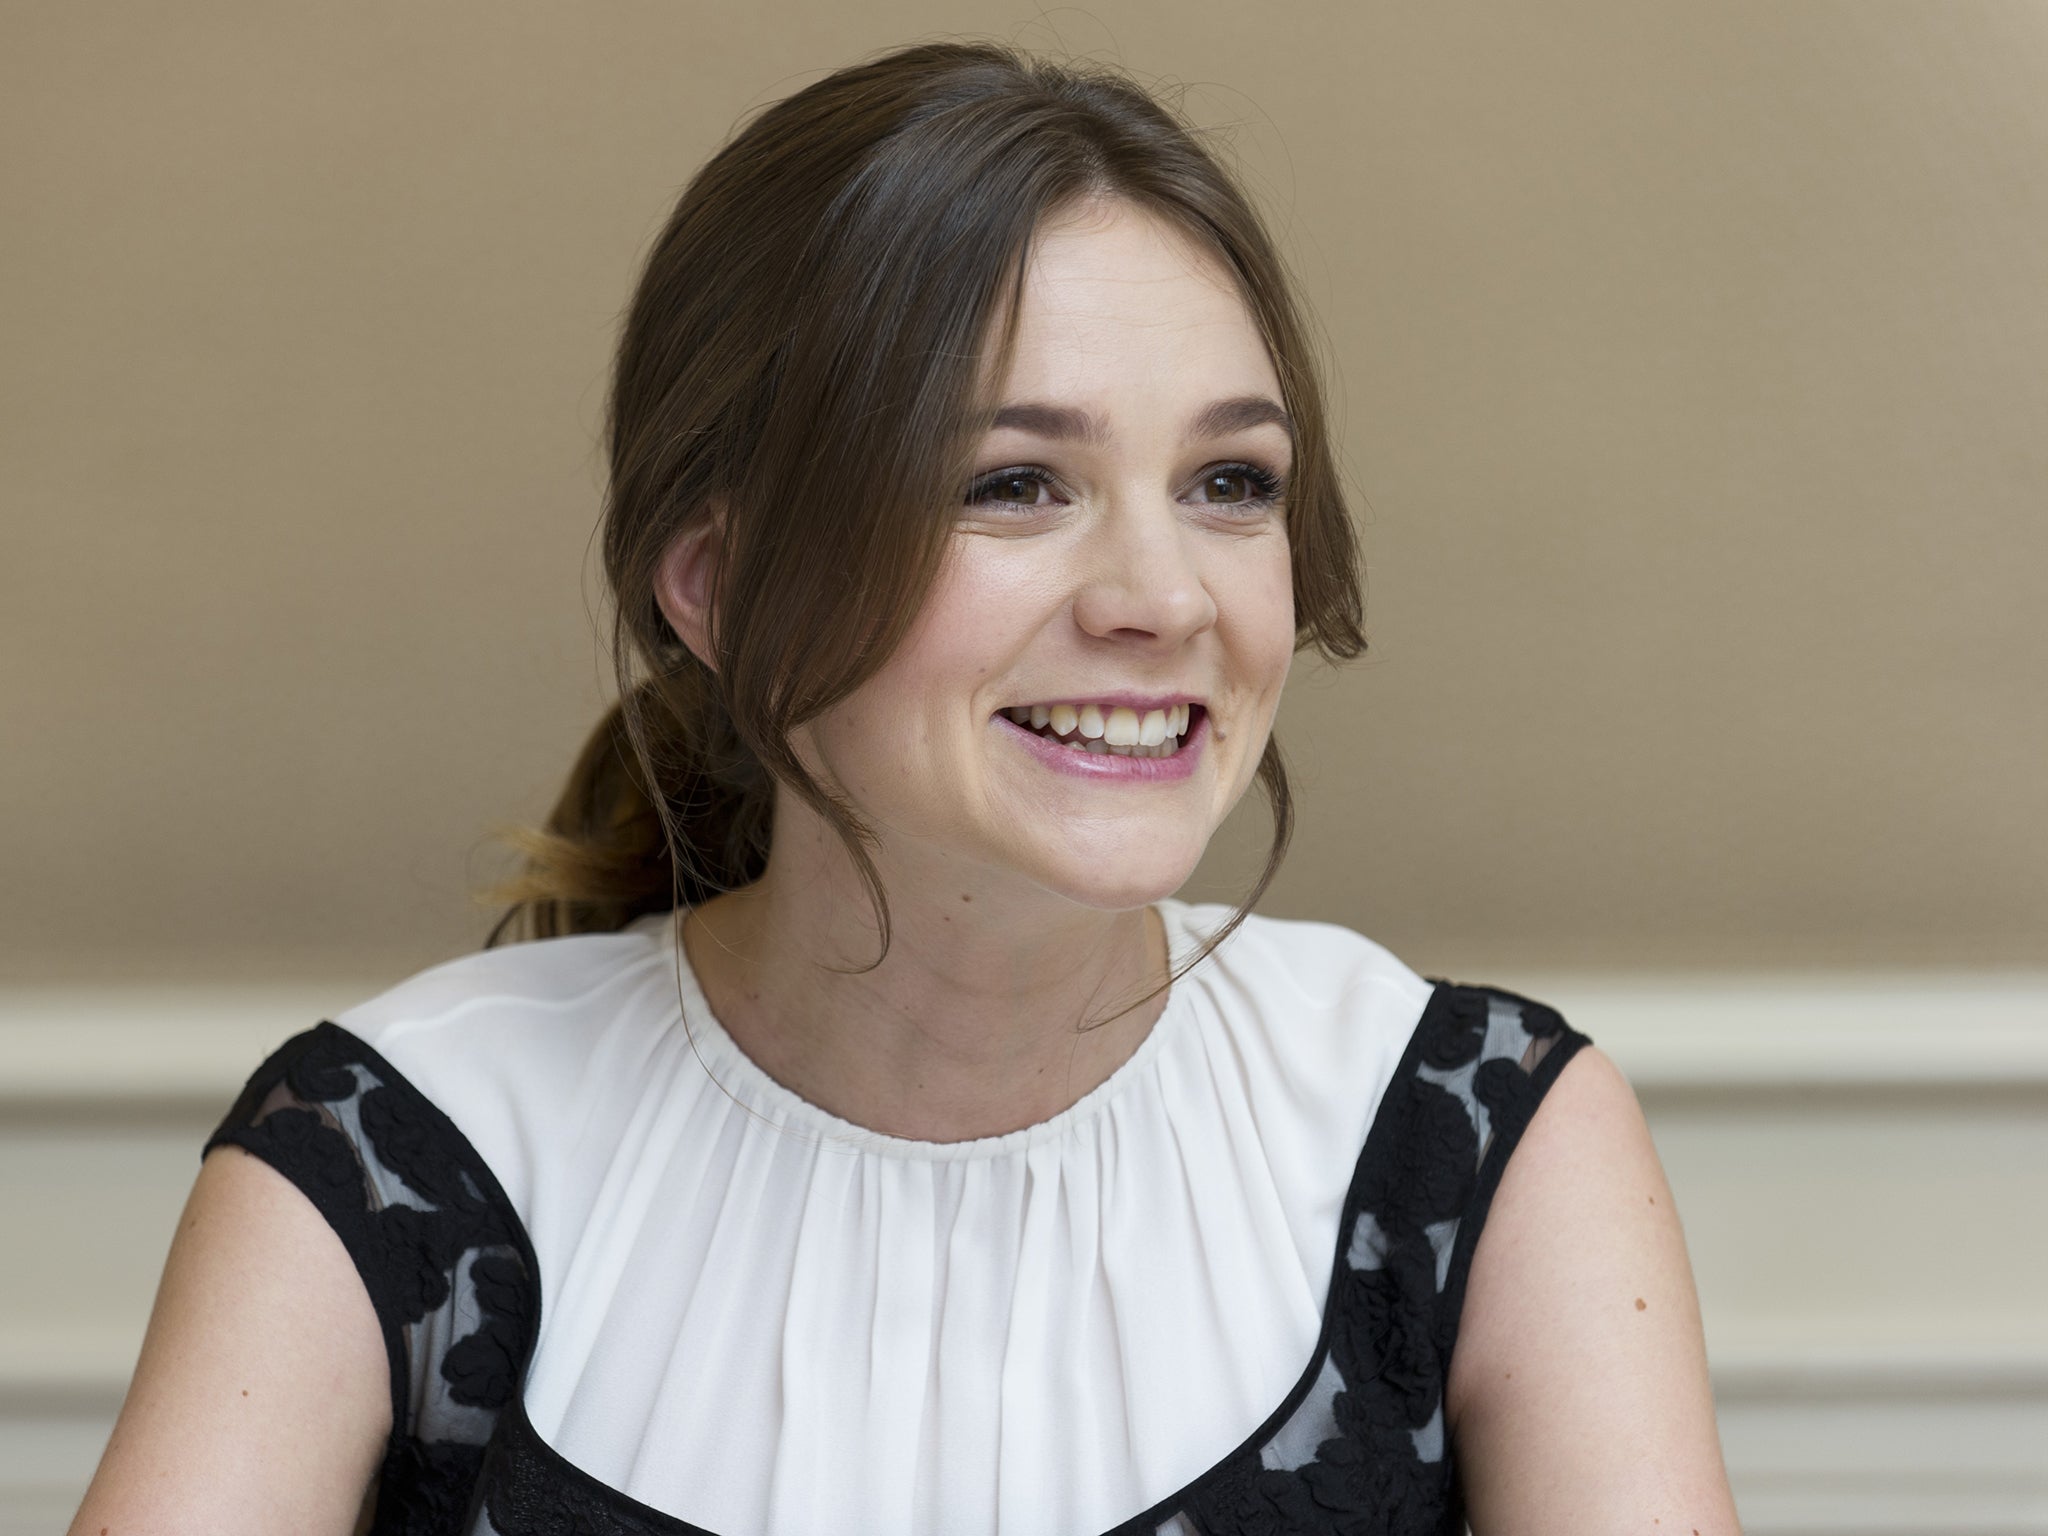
681, 809, 1172, 1142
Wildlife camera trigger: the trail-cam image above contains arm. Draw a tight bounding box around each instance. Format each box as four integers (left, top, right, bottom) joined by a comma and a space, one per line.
1445, 1046, 1742, 1533
68, 1144, 390, 1536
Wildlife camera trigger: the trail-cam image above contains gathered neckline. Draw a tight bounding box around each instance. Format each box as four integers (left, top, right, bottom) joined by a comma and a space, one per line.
623, 898, 1203, 1164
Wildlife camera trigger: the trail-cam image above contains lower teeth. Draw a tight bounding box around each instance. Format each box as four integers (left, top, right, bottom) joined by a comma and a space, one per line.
1048, 732, 1179, 758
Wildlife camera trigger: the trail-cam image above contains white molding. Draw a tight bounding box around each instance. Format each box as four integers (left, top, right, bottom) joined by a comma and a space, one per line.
1707, 1338, 2048, 1401
0, 1326, 146, 1404
4, 973, 2047, 1107
1496, 971, 2048, 1092
0, 983, 383, 1110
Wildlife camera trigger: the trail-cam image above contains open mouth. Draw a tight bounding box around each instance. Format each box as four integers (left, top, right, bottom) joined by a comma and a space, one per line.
995, 701, 1203, 759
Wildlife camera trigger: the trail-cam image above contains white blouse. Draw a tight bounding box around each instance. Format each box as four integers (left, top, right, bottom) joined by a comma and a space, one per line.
330, 897, 1437, 1536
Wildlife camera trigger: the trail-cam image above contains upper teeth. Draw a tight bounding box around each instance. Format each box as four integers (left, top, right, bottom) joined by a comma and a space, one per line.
1002, 702, 1191, 747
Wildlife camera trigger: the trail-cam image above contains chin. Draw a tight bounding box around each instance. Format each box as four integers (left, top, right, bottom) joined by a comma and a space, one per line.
1035, 850, 1203, 914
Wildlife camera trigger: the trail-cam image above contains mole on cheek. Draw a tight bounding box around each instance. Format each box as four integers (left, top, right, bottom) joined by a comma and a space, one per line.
1635, 1297, 1647, 1311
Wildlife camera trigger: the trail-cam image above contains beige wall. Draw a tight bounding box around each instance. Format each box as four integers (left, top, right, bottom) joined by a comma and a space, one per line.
6, 2, 2046, 981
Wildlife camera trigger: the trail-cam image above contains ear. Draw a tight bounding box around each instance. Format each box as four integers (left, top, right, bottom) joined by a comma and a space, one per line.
654, 509, 725, 670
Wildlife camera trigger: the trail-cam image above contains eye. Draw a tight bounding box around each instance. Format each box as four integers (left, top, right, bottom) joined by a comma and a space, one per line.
963, 466, 1064, 512
1191, 461, 1288, 510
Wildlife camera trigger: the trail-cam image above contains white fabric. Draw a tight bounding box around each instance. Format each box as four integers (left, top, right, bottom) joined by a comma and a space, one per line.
337, 898, 1434, 1536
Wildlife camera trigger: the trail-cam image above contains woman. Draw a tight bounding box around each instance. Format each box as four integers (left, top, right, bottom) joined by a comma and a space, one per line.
72, 40, 1738, 1536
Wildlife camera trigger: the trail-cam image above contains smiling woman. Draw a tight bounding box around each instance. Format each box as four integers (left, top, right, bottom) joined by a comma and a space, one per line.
71, 38, 1738, 1536
484, 72, 1365, 987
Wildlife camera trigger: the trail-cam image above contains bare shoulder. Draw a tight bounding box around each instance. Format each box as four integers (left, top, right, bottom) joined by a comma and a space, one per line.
1446, 1045, 1742, 1533
68, 1144, 389, 1536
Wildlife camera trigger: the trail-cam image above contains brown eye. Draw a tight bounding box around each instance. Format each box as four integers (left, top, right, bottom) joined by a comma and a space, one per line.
1193, 462, 1287, 508
965, 468, 1060, 510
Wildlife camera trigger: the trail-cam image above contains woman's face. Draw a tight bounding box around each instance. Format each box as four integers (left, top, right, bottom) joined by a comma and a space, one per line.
796, 195, 1298, 914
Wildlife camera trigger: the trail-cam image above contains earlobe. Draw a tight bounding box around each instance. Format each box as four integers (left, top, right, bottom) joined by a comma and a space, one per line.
654, 511, 725, 670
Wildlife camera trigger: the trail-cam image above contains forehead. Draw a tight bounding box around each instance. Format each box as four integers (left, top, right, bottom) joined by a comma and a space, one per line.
984, 199, 1280, 409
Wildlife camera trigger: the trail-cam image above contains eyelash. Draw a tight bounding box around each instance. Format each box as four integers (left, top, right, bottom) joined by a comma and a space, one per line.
963, 461, 1288, 515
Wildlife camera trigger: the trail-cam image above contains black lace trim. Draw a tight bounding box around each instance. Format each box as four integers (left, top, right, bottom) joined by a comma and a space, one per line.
209, 987, 1585, 1536
481, 1395, 721, 1536
205, 1022, 543, 1536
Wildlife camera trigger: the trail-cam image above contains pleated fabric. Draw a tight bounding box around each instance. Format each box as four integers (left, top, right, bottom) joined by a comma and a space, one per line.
337, 899, 1434, 1536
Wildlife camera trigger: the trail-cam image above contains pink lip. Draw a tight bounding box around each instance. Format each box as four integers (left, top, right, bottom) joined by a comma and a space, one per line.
992, 707, 1207, 782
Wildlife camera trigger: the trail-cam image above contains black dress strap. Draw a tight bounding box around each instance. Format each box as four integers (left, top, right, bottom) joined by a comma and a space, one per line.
205, 1021, 542, 1535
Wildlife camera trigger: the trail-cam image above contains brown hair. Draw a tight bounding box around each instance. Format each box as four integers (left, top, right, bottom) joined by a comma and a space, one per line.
486, 40, 1365, 988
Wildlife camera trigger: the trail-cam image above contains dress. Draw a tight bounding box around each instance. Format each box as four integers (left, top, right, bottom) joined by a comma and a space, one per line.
205, 898, 1589, 1536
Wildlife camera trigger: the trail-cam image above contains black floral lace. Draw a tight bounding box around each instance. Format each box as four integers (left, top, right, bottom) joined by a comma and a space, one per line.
208, 985, 1586, 1536
205, 1023, 542, 1535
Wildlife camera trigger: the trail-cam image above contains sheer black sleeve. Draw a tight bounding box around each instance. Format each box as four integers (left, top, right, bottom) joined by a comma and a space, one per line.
204, 1021, 542, 1535
1165, 983, 1592, 1536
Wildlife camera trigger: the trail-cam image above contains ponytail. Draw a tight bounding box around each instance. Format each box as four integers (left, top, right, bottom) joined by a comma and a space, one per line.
485, 665, 771, 945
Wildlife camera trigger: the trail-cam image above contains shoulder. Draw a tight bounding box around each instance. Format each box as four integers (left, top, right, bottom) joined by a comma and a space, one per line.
329, 918, 683, 1211
1441, 1037, 1667, 1347
1444, 1042, 1740, 1526
340, 919, 676, 1053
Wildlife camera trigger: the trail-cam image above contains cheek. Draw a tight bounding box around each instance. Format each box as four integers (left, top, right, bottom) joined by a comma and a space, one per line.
802, 564, 1011, 794
1226, 542, 1298, 686
899, 578, 997, 676
895, 540, 1068, 700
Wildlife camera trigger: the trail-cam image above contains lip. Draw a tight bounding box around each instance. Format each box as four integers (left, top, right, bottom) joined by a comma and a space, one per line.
992, 706, 1206, 783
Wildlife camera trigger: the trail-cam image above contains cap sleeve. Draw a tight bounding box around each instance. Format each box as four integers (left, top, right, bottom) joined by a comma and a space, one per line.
1419, 985, 1591, 1327
204, 1021, 541, 1532
1181, 981, 1590, 1531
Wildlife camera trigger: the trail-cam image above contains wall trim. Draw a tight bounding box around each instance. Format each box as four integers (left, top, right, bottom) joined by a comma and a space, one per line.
5, 972, 2047, 1109
2, 982, 385, 1111
1496, 971, 2048, 1092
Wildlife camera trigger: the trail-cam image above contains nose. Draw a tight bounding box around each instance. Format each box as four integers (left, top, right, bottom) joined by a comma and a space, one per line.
1069, 495, 1219, 648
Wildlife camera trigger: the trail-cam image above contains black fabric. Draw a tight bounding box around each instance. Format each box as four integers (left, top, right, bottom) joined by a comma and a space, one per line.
206, 984, 1588, 1536
204, 1023, 542, 1535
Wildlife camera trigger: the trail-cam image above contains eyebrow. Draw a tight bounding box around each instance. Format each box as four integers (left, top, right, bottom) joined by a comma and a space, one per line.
988, 394, 1294, 448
